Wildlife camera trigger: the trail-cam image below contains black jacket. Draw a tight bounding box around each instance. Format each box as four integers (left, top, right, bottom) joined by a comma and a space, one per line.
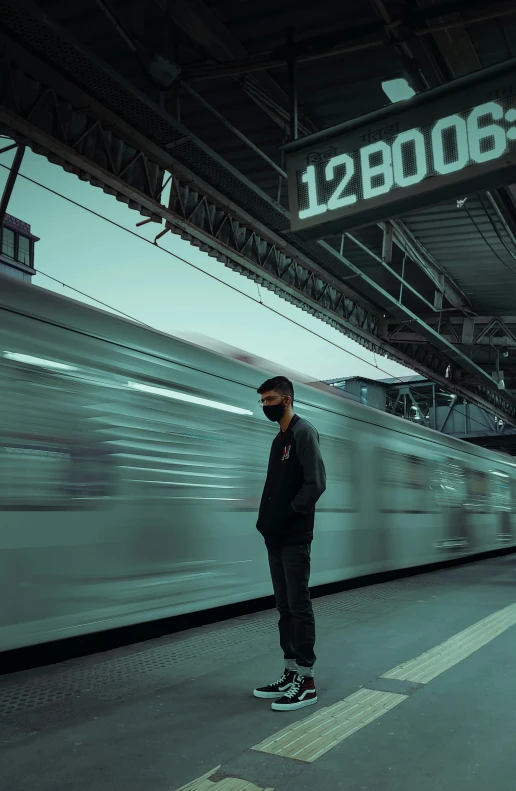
257, 415, 326, 548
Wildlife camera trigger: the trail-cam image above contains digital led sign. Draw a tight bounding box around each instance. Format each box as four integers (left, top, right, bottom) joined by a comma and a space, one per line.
284, 58, 516, 239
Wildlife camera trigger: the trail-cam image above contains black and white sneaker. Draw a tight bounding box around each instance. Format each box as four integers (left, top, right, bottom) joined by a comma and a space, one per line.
253, 669, 297, 699
271, 673, 318, 711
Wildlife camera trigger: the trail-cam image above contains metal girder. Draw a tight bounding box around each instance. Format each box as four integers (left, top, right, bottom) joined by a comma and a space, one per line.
166, 176, 382, 342
345, 229, 469, 316
0, 40, 166, 212
182, 0, 515, 79
388, 316, 516, 346
0, 142, 23, 226
317, 237, 516, 405
0, 1, 381, 317
161, 0, 472, 321
390, 333, 516, 347
389, 341, 516, 421
0, 34, 382, 347
370, 0, 428, 91
2, 1, 516, 425
386, 220, 472, 312
153, 0, 315, 137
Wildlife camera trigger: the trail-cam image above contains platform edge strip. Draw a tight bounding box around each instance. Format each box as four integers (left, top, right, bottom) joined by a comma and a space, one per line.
381, 602, 516, 683
251, 688, 407, 762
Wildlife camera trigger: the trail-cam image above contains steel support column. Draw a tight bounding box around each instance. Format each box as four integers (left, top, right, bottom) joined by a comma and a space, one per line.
0, 143, 24, 226
286, 27, 298, 141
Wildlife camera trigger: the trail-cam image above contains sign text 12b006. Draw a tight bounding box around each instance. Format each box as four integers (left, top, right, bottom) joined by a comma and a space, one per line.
284, 61, 516, 239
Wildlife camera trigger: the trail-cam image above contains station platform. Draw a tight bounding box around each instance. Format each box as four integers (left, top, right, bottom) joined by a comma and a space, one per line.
2, 554, 516, 791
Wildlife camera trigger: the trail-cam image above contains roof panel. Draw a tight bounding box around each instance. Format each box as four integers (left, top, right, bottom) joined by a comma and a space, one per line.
401, 197, 516, 314
6, 0, 516, 412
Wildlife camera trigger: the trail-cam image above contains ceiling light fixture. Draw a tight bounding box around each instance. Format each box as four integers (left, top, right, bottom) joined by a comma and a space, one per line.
381, 78, 416, 104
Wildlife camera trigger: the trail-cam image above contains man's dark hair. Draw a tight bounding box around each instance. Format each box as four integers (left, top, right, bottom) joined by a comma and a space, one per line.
257, 375, 294, 403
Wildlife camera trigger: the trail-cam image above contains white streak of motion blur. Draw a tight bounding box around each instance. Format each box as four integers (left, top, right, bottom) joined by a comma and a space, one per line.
126, 479, 237, 488
119, 465, 233, 478
3, 351, 77, 370
125, 495, 245, 501
127, 380, 253, 415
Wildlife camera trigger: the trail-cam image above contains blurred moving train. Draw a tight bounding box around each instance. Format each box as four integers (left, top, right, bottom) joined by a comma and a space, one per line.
1, 274, 515, 652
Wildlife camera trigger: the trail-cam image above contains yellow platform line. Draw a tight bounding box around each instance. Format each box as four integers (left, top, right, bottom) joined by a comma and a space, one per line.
381, 602, 516, 684
177, 602, 516, 777
252, 688, 407, 762
252, 601, 516, 764
174, 766, 273, 791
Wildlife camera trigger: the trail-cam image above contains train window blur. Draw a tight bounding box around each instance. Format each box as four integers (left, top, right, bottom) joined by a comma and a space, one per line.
381, 451, 428, 487
406, 455, 427, 489
466, 469, 489, 511
379, 450, 434, 512
0, 355, 114, 508
0, 445, 71, 506
468, 470, 488, 497
319, 437, 356, 511
489, 470, 511, 512
432, 457, 466, 508
380, 450, 405, 486
0, 441, 114, 508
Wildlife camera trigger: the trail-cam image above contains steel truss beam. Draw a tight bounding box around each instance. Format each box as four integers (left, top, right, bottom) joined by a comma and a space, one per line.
388, 316, 516, 346
0, 37, 381, 346
152, 0, 315, 137
388, 342, 516, 420
386, 220, 471, 312
182, 0, 515, 79
1, 8, 516, 424
159, 0, 471, 317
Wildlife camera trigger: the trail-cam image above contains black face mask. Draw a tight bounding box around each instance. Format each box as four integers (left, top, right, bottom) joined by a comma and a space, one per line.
263, 402, 285, 422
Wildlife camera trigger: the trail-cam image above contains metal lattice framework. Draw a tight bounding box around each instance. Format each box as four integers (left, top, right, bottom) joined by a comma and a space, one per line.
0, 35, 383, 351
1, 0, 516, 425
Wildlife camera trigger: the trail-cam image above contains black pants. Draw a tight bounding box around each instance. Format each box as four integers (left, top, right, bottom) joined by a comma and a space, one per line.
267, 543, 316, 671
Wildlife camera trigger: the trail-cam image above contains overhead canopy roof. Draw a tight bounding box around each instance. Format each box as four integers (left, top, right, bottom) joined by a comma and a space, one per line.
1, 0, 516, 426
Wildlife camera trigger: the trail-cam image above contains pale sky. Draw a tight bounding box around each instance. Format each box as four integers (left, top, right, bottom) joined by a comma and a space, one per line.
0, 145, 414, 383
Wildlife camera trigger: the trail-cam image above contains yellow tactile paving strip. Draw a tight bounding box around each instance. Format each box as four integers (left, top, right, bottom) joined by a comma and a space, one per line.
382, 602, 516, 684
175, 766, 273, 791
252, 688, 407, 763
174, 600, 516, 786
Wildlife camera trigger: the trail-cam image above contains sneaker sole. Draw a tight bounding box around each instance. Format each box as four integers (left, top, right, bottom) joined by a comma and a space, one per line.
271, 695, 318, 711
253, 688, 292, 699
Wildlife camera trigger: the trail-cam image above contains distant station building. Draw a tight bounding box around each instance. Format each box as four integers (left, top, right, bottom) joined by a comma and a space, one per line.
325, 375, 516, 455
0, 213, 38, 283
326, 376, 390, 410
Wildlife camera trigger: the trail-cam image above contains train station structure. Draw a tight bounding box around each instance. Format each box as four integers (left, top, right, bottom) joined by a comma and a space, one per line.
326, 375, 516, 454
0, 213, 37, 283
2, 2, 516, 791
1, 0, 516, 436
2, 555, 516, 791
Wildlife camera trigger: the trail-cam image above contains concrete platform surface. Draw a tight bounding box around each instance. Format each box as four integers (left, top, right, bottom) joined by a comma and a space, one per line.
2, 555, 516, 791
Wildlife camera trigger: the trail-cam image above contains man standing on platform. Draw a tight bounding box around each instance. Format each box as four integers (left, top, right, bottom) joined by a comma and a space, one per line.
253, 375, 326, 711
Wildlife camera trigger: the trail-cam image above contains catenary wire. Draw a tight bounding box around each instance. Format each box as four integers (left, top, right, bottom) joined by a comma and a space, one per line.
35, 269, 156, 329
0, 161, 404, 377
0, 161, 510, 432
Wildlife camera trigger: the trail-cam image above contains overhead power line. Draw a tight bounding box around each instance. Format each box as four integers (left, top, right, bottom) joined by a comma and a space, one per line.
0, 160, 399, 377
0, 160, 510, 435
